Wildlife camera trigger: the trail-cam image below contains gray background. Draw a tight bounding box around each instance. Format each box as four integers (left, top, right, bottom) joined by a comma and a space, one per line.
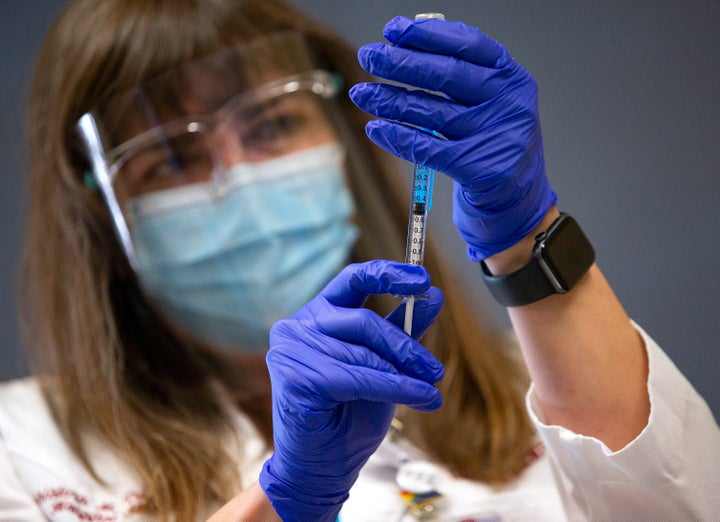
2, 1, 718, 420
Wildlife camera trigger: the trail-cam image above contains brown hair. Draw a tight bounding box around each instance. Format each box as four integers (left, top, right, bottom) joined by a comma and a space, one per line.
21, 0, 534, 520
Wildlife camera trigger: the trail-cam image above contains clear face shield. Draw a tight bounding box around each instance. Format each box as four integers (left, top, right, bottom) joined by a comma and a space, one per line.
77, 31, 343, 269
76, 31, 359, 349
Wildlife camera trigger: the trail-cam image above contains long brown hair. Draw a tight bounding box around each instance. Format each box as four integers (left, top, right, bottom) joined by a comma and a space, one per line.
21, 0, 534, 520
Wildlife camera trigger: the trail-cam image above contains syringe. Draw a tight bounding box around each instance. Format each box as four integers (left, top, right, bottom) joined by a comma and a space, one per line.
404, 12, 445, 336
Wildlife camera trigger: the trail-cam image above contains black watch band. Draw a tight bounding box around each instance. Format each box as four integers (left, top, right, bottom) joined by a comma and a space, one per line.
480, 213, 595, 307
481, 255, 557, 307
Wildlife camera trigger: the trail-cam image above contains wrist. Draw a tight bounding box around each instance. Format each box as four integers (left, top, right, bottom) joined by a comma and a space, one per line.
259, 459, 347, 522
207, 482, 281, 522
480, 208, 596, 308
483, 206, 561, 276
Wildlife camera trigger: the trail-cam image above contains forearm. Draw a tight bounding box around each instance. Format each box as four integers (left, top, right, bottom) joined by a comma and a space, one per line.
484, 207, 650, 450
207, 482, 280, 522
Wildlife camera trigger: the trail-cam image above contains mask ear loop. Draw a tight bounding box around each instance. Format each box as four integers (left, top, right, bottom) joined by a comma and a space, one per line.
77, 113, 139, 270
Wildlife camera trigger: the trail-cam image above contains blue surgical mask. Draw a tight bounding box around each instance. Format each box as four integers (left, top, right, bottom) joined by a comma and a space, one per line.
128, 143, 358, 350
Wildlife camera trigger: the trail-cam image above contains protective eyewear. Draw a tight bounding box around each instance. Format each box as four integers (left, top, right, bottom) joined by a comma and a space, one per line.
99, 70, 338, 201
76, 32, 343, 268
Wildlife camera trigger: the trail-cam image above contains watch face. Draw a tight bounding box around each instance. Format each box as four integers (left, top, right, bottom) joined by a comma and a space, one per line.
537, 215, 595, 291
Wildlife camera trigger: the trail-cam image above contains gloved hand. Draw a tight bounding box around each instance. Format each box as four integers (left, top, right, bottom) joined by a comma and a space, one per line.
349, 16, 557, 261
259, 260, 445, 521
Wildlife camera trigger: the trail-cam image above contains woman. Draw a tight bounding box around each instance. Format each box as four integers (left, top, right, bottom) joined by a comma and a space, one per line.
0, 0, 716, 521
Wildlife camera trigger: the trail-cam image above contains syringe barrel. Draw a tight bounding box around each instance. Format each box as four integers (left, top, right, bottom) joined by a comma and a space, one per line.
402, 11, 445, 336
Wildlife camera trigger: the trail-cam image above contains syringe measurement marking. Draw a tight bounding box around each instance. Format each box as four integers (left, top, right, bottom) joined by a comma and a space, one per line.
406, 163, 431, 267
412, 165, 432, 206
407, 208, 426, 265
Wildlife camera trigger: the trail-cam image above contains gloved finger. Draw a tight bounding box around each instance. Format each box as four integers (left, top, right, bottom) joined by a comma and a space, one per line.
357, 43, 511, 105
363, 119, 451, 176
307, 304, 444, 384
386, 286, 444, 341
320, 260, 430, 309
350, 82, 494, 140
365, 119, 521, 192
271, 319, 405, 378
382, 16, 510, 69
267, 344, 443, 411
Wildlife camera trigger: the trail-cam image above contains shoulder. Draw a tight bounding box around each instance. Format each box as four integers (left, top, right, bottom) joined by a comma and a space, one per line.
0, 377, 51, 433
0, 378, 68, 520
0, 376, 43, 399
0, 376, 76, 483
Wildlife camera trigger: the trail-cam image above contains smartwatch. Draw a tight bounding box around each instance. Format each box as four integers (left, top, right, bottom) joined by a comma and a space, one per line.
480, 213, 595, 307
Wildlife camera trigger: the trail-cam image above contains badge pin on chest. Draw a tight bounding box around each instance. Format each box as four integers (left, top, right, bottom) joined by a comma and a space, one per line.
396, 460, 447, 519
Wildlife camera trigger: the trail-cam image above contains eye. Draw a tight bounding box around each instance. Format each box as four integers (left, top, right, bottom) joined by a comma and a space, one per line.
121, 132, 214, 195
245, 112, 307, 148
230, 92, 329, 160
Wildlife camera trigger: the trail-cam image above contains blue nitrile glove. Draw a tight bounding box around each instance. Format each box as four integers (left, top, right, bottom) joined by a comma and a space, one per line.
259, 260, 445, 521
349, 16, 557, 261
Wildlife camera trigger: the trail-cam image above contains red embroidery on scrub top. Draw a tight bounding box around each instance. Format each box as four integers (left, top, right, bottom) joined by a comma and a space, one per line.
34, 488, 147, 521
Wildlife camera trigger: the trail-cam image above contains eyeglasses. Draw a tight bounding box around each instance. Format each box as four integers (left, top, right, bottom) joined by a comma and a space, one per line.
77, 69, 341, 267
103, 70, 339, 202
